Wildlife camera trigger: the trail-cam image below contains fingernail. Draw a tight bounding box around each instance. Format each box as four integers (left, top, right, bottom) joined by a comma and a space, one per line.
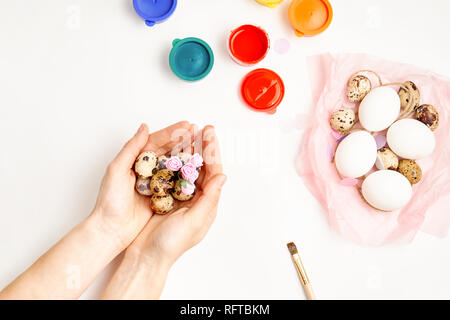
136, 123, 145, 134
217, 174, 227, 188
204, 126, 215, 138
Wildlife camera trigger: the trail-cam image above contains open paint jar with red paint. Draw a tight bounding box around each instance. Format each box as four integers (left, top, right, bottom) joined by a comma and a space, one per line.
228, 24, 270, 66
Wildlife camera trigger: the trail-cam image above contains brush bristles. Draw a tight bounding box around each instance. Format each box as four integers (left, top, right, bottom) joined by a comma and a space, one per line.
287, 242, 298, 255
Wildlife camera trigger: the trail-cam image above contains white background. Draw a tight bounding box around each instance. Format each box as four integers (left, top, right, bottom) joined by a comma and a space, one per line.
1, 0, 449, 299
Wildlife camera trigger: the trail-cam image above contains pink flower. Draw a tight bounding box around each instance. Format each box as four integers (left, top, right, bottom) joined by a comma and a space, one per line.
188, 153, 204, 168
180, 180, 195, 195
181, 163, 199, 183
166, 156, 182, 171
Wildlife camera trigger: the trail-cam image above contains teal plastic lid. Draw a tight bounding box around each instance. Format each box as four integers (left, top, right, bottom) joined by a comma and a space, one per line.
169, 38, 214, 81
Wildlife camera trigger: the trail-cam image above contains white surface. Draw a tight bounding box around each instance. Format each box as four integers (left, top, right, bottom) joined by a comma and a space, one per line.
0, 0, 449, 300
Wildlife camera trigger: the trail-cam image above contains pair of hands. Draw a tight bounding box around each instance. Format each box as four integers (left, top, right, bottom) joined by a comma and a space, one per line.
0, 121, 224, 300
93, 121, 226, 270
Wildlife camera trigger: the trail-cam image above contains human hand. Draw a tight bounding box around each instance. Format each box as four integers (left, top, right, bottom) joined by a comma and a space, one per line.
92, 121, 194, 250
126, 125, 226, 268
0, 121, 197, 300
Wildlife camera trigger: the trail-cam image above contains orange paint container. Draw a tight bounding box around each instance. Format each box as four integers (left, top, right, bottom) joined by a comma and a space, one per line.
288, 0, 333, 37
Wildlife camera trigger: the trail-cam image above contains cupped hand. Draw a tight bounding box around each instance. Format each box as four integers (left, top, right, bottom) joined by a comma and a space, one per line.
92, 121, 194, 249
126, 125, 226, 268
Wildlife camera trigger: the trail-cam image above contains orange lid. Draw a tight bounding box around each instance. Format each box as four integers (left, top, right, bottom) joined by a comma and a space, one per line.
288, 0, 333, 37
241, 68, 285, 114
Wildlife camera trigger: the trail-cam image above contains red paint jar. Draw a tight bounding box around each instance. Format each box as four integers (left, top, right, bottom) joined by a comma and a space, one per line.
228, 24, 270, 66
241, 68, 285, 114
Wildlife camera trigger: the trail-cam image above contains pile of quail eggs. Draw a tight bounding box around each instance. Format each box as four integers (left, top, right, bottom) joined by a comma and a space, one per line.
134, 151, 203, 214
330, 72, 439, 212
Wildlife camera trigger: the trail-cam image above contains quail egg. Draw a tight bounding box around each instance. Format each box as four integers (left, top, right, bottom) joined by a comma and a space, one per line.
134, 151, 157, 178
415, 104, 439, 131
398, 81, 420, 110
150, 194, 175, 215
172, 180, 195, 201
135, 176, 152, 196
177, 152, 192, 165
398, 159, 422, 185
150, 169, 175, 196
330, 108, 356, 132
375, 148, 399, 170
157, 155, 169, 170
347, 75, 371, 102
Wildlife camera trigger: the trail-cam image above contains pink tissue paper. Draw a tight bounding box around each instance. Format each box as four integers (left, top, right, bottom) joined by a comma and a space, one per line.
296, 53, 450, 246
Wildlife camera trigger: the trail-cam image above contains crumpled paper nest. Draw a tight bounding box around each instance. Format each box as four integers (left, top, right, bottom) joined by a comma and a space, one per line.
296, 53, 450, 246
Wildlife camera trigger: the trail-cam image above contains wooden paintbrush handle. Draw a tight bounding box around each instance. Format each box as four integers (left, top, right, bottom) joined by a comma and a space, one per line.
303, 283, 316, 300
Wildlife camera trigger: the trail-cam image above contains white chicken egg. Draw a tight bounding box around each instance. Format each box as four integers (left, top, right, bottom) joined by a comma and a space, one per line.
387, 119, 435, 159
362, 170, 412, 211
335, 131, 377, 178
359, 87, 400, 132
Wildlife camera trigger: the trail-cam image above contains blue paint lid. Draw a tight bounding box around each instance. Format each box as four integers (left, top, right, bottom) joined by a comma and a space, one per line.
133, 0, 177, 27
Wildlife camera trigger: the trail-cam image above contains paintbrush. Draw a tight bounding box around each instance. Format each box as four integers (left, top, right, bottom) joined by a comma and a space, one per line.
287, 242, 316, 300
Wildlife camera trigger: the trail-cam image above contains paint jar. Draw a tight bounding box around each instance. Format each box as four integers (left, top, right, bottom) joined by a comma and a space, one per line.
228, 25, 270, 66
241, 68, 285, 114
254, 0, 284, 8
288, 0, 333, 37
169, 38, 214, 81
133, 0, 177, 27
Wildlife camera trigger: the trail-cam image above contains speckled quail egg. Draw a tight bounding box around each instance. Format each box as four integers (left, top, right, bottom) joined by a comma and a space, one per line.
398, 81, 420, 110
177, 152, 192, 165
330, 108, 356, 132
134, 151, 157, 178
150, 194, 175, 215
398, 159, 422, 184
415, 104, 439, 131
135, 176, 152, 196
157, 155, 169, 170
150, 169, 175, 196
347, 75, 371, 102
172, 180, 195, 201
375, 148, 399, 170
